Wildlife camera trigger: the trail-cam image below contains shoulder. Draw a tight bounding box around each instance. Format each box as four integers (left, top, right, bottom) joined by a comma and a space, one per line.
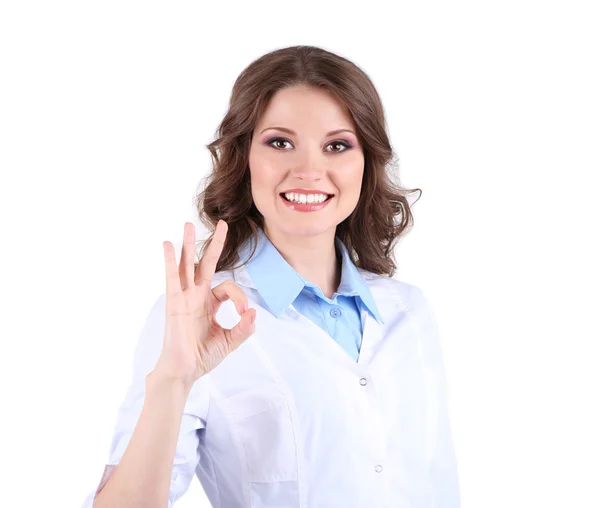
357, 268, 433, 316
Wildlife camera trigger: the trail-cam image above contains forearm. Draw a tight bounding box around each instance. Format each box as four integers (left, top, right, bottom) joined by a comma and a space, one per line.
93, 372, 192, 508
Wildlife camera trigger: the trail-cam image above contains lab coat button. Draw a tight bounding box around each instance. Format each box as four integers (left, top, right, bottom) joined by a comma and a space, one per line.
359, 378, 368, 386
375, 464, 383, 473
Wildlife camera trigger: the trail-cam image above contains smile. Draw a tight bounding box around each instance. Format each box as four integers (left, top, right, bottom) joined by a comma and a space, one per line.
279, 193, 334, 212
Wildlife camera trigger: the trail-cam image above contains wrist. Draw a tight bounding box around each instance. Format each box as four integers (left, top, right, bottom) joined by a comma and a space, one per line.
146, 369, 194, 396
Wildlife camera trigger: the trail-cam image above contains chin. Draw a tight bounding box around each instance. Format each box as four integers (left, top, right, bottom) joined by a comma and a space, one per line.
271, 221, 337, 238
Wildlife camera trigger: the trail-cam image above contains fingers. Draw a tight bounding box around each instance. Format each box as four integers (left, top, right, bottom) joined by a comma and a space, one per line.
178, 222, 196, 291
212, 279, 257, 351
163, 240, 182, 306
211, 280, 249, 316
227, 307, 257, 350
195, 220, 228, 286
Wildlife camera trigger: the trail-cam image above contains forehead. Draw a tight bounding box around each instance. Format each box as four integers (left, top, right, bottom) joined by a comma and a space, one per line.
256, 85, 354, 129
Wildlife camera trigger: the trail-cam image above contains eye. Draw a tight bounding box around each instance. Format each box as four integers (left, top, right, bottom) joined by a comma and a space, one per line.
267, 137, 293, 150
267, 137, 353, 153
325, 140, 352, 153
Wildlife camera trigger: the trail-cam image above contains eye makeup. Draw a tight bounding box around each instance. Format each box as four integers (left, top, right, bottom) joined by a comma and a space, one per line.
265, 137, 354, 152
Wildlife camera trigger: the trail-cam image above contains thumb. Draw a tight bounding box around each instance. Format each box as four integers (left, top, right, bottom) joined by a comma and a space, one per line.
228, 308, 256, 349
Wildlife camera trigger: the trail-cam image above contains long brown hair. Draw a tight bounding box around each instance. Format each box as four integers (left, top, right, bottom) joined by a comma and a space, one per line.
194, 45, 421, 277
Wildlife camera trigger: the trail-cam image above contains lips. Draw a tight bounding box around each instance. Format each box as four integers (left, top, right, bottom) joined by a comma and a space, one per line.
279, 193, 334, 212
280, 188, 334, 195
279, 192, 334, 203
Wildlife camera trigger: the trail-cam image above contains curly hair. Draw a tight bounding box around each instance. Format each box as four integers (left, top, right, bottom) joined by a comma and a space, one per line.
193, 44, 421, 277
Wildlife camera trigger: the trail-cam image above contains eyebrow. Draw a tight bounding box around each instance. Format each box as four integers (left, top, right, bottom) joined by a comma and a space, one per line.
259, 126, 356, 137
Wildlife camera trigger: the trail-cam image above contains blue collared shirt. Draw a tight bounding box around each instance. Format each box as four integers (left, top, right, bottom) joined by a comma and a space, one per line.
238, 228, 384, 362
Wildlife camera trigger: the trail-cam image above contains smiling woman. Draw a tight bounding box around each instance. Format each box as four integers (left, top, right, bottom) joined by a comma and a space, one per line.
248, 85, 366, 249
195, 45, 422, 279
82, 45, 460, 508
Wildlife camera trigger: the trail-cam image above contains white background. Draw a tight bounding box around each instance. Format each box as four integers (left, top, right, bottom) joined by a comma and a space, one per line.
1, 1, 598, 507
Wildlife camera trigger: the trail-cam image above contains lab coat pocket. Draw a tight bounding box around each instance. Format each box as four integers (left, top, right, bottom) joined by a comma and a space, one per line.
223, 383, 299, 484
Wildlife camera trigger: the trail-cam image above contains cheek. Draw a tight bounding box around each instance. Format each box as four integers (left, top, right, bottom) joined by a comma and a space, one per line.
337, 160, 364, 199
250, 166, 276, 194
249, 148, 277, 184
249, 167, 280, 212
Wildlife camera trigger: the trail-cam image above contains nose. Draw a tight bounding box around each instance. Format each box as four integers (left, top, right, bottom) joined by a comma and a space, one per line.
290, 150, 326, 181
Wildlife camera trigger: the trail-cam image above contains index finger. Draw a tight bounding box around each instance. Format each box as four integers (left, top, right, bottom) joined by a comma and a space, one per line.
195, 219, 228, 286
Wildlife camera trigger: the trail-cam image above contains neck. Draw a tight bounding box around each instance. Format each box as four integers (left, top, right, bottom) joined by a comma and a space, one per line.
263, 225, 341, 299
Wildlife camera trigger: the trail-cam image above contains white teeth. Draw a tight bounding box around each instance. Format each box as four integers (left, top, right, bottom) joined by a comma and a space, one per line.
284, 192, 330, 204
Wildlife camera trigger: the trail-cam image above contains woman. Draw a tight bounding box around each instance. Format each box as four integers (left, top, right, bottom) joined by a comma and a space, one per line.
83, 45, 460, 508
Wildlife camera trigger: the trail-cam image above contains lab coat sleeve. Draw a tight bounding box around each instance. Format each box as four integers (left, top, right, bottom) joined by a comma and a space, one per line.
411, 286, 461, 508
80, 293, 210, 508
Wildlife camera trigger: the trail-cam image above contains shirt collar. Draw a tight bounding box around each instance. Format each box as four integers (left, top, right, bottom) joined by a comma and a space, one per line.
237, 228, 384, 324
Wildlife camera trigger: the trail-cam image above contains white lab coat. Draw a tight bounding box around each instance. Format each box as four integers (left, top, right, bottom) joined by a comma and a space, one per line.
82, 263, 460, 507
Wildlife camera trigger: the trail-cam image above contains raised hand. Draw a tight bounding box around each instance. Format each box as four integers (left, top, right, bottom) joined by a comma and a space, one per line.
153, 220, 256, 388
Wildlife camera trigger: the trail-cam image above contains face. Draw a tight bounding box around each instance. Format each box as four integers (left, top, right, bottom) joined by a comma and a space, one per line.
249, 85, 364, 241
